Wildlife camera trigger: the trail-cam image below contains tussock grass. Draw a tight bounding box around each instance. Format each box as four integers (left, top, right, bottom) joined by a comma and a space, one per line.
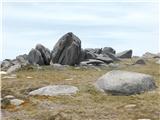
1, 59, 160, 120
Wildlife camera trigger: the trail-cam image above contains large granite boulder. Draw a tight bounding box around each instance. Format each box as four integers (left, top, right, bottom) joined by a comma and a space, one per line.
95, 70, 156, 95
28, 48, 44, 65
35, 44, 51, 65
102, 47, 116, 54
51, 32, 81, 66
29, 85, 79, 96
116, 50, 132, 58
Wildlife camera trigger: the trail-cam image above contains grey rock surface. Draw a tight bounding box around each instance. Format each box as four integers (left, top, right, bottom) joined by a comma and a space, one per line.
142, 52, 160, 58
135, 59, 146, 65
35, 44, 51, 65
116, 50, 132, 58
28, 48, 44, 65
102, 47, 116, 54
10, 99, 24, 106
51, 32, 81, 65
80, 59, 105, 66
95, 70, 156, 95
29, 85, 79, 96
7, 64, 21, 74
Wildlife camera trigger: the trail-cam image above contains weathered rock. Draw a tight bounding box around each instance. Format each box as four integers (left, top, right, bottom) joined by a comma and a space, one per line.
7, 64, 21, 74
84, 48, 102, 54
1, 59, 13, 71
103, 52, 120, 61
16, 54, 29, 66
95, 70, 156, 95
29, 85, 79, 96
10, 99, 24, 106
135, 59, 146, 65
96, 55, 113, 64
80, 59, 105, 66
102, 47, 116, 54
51, 32, 81, 66
28, 48, 44, 65
35, 44, 51, 65
85, 51, 97, 59
116, 50, 132, 58
142, 52, 160, 58
4, 95, 15, 99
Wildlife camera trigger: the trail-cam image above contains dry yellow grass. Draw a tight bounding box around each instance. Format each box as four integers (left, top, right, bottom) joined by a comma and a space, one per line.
1, 58, 160, 120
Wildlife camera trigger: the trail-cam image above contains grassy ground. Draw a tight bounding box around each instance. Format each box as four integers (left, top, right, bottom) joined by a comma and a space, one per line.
1, 58, 160, 120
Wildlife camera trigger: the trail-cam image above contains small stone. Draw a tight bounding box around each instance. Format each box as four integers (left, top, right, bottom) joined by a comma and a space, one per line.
10, 99, 24, 106
0, 71, 7, 75
26, 76, 33, 79
138, 118, 151, 120
4, 95, 15, 99
124, 104, 136, 108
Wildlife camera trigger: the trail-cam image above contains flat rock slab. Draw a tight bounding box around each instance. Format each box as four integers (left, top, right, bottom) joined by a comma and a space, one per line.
95, 70, 157, 95
29, 85, 79, 96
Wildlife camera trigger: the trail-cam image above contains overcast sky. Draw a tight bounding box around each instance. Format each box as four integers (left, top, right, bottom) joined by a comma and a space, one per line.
1, 0, 159, 60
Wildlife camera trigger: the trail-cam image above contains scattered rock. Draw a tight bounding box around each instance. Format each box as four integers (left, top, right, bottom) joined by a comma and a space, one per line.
116, 50, 132, 58
95, 70, 156, 95
0, 71, 7, 75
26, 76, 33, 79
124, 104, 136, 108
10, 99, 24, 106
7, 64, 21, 74
134, 58, 146, 65
142, 52, 160, 58
2, 74, 16, 79
102, 47, 116, 54
1, 59, 13, 71
35, 44, 51, 65
51, 32, 81, 65
96, 55, 113, 64
80, 59, 105, 66
4, 95, 15, 99
16, 54, 29, 66
29, 85, 79, 96
28, 48, 44, 65
84, 48, 102, 54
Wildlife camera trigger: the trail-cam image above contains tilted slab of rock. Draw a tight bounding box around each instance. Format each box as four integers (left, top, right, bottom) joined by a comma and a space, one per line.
28, 48, 44, 65
35, 44, 51, 65
116, 50, 132, 58
51, 32, 81, 65
80, 59, 105, 66
102, 47, 116, 54
29, 85, 79, 96
95, 70, 156, 95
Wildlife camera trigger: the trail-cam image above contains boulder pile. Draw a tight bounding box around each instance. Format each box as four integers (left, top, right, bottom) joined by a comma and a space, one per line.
0, 32, 136, 73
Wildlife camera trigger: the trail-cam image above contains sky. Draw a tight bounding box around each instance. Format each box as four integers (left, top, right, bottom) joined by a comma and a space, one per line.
0, 0, 159, 60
